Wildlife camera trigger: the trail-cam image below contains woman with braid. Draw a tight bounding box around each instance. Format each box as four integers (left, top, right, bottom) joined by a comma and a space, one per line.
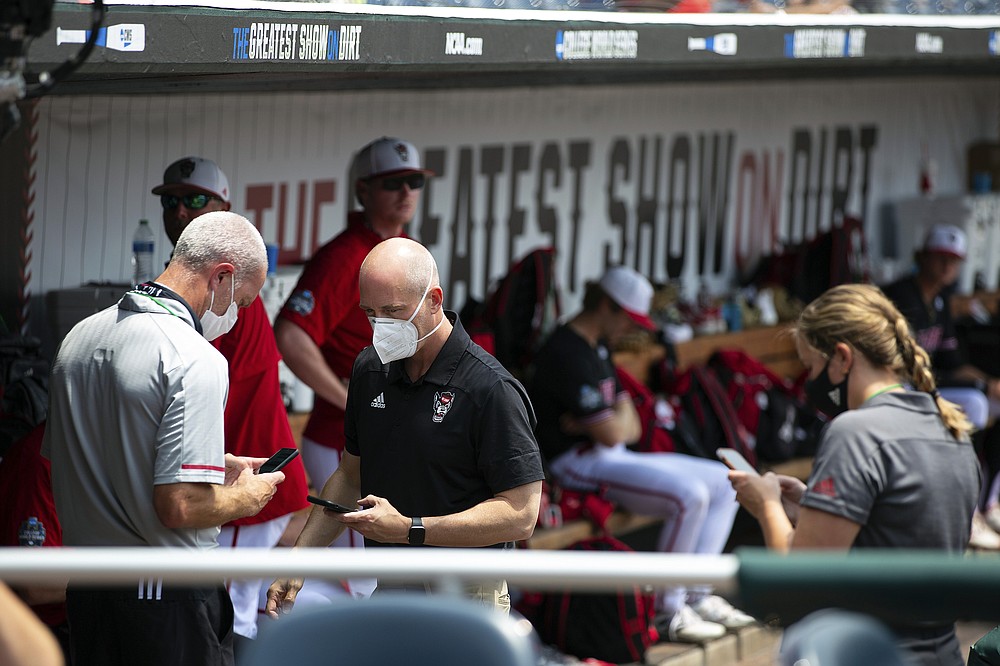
729, 284, 979, 666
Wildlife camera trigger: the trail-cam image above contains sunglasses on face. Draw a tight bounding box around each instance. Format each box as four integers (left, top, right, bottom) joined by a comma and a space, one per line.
160, 193, 219, 210
378, 173, 426, 191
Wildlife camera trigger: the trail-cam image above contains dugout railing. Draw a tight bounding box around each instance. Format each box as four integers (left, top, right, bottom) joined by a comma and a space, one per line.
1, 547, 998, 625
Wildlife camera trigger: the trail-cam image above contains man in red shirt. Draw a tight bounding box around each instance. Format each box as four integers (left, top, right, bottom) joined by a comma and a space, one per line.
274, 137, 432, 597
0, 423, 69, 660
151, 157, 310, 646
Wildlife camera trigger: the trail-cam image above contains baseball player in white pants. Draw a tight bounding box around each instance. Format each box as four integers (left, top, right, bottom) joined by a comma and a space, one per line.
530, 266, 755, 643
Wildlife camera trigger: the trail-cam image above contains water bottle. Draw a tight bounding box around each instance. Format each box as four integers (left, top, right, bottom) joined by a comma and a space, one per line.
132, 218, 155, 287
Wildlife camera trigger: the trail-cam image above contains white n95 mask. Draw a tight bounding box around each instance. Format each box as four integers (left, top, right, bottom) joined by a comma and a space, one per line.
370, 276, 443, 364
201, 276, 238, 342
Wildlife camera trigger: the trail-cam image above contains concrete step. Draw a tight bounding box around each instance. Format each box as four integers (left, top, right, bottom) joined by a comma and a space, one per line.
644, 625, 781, 666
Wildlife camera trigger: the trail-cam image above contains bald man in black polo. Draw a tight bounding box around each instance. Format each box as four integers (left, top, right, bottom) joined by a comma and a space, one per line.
267, 238, 544, 615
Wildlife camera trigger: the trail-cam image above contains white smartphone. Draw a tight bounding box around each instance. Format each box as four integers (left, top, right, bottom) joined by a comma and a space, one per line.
716, 448, 759, 475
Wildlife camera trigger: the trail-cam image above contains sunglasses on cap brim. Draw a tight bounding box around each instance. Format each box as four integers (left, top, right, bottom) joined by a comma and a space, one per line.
160, 193, 221, 210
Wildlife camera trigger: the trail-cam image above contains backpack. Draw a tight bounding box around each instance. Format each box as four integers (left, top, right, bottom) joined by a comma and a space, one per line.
706, 349, 825, 463
615, 365, 710, 456
653, 359, 757, 467
748, 215, 870, 304
535, 479, 616, 532
0, 335, 49, 458
532, 536, 658, 664
480, 247, 561, 380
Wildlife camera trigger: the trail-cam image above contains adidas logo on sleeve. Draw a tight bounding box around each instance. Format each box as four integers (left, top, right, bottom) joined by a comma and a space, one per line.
370, 392, 386, 409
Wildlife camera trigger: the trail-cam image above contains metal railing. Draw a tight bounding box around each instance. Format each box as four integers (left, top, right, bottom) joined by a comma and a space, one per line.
0, 547, 739, 595
2, 546, 999, 623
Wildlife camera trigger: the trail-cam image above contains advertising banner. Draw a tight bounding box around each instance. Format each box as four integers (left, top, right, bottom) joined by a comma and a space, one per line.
21, 76, 998, 330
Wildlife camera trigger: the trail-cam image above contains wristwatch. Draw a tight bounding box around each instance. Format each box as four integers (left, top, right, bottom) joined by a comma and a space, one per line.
408, 516, 426, 546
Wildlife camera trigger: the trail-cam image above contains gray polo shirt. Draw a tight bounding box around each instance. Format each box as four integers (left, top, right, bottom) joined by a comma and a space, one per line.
801, 391, 980, 551
43, 289, 229, 549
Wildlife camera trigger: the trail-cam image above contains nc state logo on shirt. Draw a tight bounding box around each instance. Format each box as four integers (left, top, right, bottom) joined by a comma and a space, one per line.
432, 391, 455, 423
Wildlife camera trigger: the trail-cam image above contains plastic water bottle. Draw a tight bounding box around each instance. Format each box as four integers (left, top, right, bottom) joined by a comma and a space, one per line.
132, 219, 155, 287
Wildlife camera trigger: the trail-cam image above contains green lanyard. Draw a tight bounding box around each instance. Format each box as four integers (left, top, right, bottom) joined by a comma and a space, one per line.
133, 292, 180, 319
865, 383, 903, 403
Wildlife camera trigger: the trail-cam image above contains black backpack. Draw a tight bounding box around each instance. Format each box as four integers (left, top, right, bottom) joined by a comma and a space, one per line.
747, 215, 870, 305
705, 349, 825, 463
653, 359, 757, 466
471, 247, 561, 380
532, 536, 658, 664
0, 334, 50, 457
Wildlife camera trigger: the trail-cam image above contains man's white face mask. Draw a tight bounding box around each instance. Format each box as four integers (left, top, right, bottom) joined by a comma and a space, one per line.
201, 275, 238, 342
369, 275, 443, 364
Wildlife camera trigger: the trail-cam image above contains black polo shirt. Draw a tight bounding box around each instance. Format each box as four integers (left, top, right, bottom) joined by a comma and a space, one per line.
345, 311, 544, 548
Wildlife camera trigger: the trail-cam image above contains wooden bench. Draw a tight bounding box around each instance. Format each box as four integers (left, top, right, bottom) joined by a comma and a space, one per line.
613, 322, 802, 387
525, 323, 808, 551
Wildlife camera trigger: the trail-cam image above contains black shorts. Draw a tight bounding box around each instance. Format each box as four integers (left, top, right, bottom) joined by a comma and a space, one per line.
66, 581, 234, 666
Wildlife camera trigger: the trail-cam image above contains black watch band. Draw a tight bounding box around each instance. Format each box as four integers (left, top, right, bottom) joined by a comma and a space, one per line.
408, 516, 425, 546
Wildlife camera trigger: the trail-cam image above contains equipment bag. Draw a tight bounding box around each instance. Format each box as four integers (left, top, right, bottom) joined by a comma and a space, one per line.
534, 536, 658, 665
706, 349, 825, 463
654, 359, 757, 467
614, 365, 709, 456
482, 247, 561, 379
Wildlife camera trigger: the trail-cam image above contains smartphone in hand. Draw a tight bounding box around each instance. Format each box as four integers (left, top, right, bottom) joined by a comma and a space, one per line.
257, 447, 300, 474
716, 448, 759, 475
307, 495, 362, 514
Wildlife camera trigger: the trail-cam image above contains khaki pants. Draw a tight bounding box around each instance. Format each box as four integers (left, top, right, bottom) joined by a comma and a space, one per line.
375, 579, 510, 614
464, 579, 511, 615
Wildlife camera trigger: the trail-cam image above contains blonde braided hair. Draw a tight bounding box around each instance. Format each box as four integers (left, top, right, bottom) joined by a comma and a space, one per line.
795, 284, 971, 440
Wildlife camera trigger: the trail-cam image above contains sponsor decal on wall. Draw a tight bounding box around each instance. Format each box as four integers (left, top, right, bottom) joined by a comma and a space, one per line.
56, 24, 146, 52
231, 23, 362, 61
445, 32, 484, 56
784, 28, 866, 58
555, 30, 638, 60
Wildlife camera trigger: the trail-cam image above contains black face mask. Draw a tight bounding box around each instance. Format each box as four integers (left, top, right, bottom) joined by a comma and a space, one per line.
804, 360, 850, 418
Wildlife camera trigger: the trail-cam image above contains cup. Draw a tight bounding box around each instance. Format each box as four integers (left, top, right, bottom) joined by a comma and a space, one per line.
266, 243, 279, 275
973, 171, 993, 194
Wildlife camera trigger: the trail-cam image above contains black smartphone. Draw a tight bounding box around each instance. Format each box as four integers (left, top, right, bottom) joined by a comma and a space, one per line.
257, 447, 300, 474
716, 448, 759, 475
307, 495, 361, 513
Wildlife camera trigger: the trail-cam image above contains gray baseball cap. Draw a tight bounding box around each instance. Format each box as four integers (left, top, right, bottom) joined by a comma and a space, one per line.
352, 137, 434, 181
152, 156, 231, 203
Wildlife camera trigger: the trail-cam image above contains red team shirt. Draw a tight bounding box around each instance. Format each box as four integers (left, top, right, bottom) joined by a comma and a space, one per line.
213, 296, 309, 525
0, 423, 66, 626
278, 212, 399, 451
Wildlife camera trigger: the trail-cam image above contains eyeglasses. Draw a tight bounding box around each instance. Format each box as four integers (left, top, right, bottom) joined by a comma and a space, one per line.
160, 193, 220, 210
378, 173, 426, 191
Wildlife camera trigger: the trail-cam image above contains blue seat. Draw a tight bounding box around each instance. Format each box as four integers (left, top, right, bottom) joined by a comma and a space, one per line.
778, 609, 908, 666
243, 594, 539, 666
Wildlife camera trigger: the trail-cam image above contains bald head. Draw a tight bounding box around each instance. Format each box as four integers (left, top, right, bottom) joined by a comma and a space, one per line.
360, 237, 439, 301
360, 239, 451, 367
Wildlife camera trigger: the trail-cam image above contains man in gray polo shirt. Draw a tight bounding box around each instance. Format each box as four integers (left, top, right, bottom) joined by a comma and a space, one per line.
43, 212, 285, 666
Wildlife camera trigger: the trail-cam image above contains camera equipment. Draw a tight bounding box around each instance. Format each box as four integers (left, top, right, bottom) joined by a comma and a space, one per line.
0, 0, 105, 144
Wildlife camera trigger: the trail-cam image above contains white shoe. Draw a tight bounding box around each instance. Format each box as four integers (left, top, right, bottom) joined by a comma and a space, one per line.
665, 604, 727, 643
970, 509, 1000, 550
690, 595, 757, 629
